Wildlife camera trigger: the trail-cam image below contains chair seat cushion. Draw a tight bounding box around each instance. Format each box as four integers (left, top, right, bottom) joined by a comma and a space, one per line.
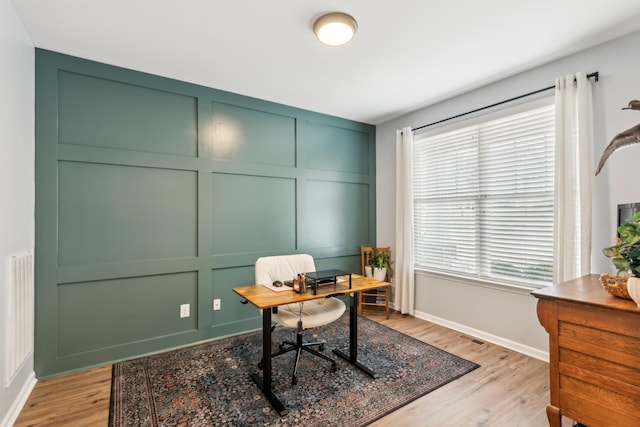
273, 297, 346, 329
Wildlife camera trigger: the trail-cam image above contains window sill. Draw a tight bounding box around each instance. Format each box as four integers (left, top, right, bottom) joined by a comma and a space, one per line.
414, 268, 548, 296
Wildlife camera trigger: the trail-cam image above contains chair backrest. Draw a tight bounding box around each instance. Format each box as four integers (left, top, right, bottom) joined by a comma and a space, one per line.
255, 254, 316, 285
360, 245, 391, 281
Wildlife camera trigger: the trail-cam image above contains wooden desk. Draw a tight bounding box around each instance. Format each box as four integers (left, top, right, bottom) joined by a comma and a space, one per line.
233, 274, 390, 416
532, 275, 640, 427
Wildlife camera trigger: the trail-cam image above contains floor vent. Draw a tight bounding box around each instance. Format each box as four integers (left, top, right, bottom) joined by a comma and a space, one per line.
459, 334, 485, 345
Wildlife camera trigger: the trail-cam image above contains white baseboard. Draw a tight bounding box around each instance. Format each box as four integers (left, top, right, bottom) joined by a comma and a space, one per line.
413, 309, 549, 362
1, 372, 36, 427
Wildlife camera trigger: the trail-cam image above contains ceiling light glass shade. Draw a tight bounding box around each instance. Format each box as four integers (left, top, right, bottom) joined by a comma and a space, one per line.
314, 12, 357, 46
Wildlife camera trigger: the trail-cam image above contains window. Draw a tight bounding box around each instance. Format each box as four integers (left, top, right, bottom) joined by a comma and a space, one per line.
413, 99, 555, 287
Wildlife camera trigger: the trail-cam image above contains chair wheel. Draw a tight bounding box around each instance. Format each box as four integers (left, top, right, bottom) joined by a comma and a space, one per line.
318, 344, 325, 351
279, 343, 286, 350
292, 376, 297, 385
330, 364, 337, 372
258, 361, 263, 369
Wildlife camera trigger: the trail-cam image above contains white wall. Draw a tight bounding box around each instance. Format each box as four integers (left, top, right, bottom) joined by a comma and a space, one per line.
376, 29, 640, 359
0, 0, 35, 425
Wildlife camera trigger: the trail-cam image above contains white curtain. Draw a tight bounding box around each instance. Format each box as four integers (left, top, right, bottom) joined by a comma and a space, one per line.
554, 72, 594, 284
395, 127, 415, 315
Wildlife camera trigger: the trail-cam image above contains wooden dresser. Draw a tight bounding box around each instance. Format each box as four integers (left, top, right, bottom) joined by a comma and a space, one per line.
532, 275, 640, 427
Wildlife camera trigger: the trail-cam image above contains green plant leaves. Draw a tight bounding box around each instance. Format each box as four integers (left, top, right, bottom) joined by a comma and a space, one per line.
603, 212, 640, 275
367, 247, 389, 270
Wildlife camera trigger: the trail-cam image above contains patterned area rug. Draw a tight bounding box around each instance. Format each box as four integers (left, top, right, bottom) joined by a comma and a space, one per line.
110, 315, 479, 427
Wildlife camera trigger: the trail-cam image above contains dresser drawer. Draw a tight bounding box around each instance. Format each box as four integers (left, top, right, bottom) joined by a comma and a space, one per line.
559, 380, 640, 427
558, 322, 640, 373
559, 301, 640, 339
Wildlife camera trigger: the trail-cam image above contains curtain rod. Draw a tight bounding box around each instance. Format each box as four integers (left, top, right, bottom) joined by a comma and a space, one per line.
410, 71, 599, 133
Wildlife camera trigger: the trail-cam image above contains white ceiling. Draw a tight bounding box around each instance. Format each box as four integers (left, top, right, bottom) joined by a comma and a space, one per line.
11, 0, 640, 124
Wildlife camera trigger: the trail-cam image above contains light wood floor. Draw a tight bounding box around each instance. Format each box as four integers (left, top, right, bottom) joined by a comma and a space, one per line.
14, 310, 574, 427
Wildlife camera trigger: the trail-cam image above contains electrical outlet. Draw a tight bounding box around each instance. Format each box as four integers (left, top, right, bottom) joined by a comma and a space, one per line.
213, 299, 221, 311
180, 303, 190, 318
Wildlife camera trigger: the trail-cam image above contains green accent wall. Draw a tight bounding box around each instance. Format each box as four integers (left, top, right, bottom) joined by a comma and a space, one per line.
34, 49, 376, 377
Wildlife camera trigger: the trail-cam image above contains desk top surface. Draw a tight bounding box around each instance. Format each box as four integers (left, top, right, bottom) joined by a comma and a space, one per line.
233, 274, 390, 309
531, 274, 640, 314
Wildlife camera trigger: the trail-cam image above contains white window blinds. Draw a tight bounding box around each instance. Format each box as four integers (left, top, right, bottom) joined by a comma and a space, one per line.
413, 101, 555, 287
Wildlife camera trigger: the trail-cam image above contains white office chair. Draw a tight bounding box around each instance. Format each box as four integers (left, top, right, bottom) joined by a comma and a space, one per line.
255, 254, 346, 385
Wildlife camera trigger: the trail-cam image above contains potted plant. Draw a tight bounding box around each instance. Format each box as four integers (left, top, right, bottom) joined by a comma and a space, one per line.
365, 247, 390, 281
602, 211, 640, 304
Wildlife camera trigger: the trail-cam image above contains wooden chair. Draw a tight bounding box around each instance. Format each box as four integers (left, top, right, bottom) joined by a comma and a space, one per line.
359, 246, 391, 319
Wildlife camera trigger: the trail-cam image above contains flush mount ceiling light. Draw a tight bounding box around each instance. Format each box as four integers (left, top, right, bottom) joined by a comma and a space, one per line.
313, 12, 358, 46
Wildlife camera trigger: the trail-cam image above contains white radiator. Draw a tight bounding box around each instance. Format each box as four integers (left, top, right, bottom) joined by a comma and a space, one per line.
5, 250, 34, 387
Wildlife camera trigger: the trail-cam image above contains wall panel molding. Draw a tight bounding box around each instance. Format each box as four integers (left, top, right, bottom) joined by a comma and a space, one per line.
35, 49, 376, 377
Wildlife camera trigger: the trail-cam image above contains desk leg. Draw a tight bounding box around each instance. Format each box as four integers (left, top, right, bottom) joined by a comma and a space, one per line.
250, 308, 289, 416
333, 292, 378, 378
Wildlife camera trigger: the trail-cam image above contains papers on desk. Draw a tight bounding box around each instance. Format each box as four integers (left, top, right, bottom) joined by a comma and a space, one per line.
261, 282, 292, 292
